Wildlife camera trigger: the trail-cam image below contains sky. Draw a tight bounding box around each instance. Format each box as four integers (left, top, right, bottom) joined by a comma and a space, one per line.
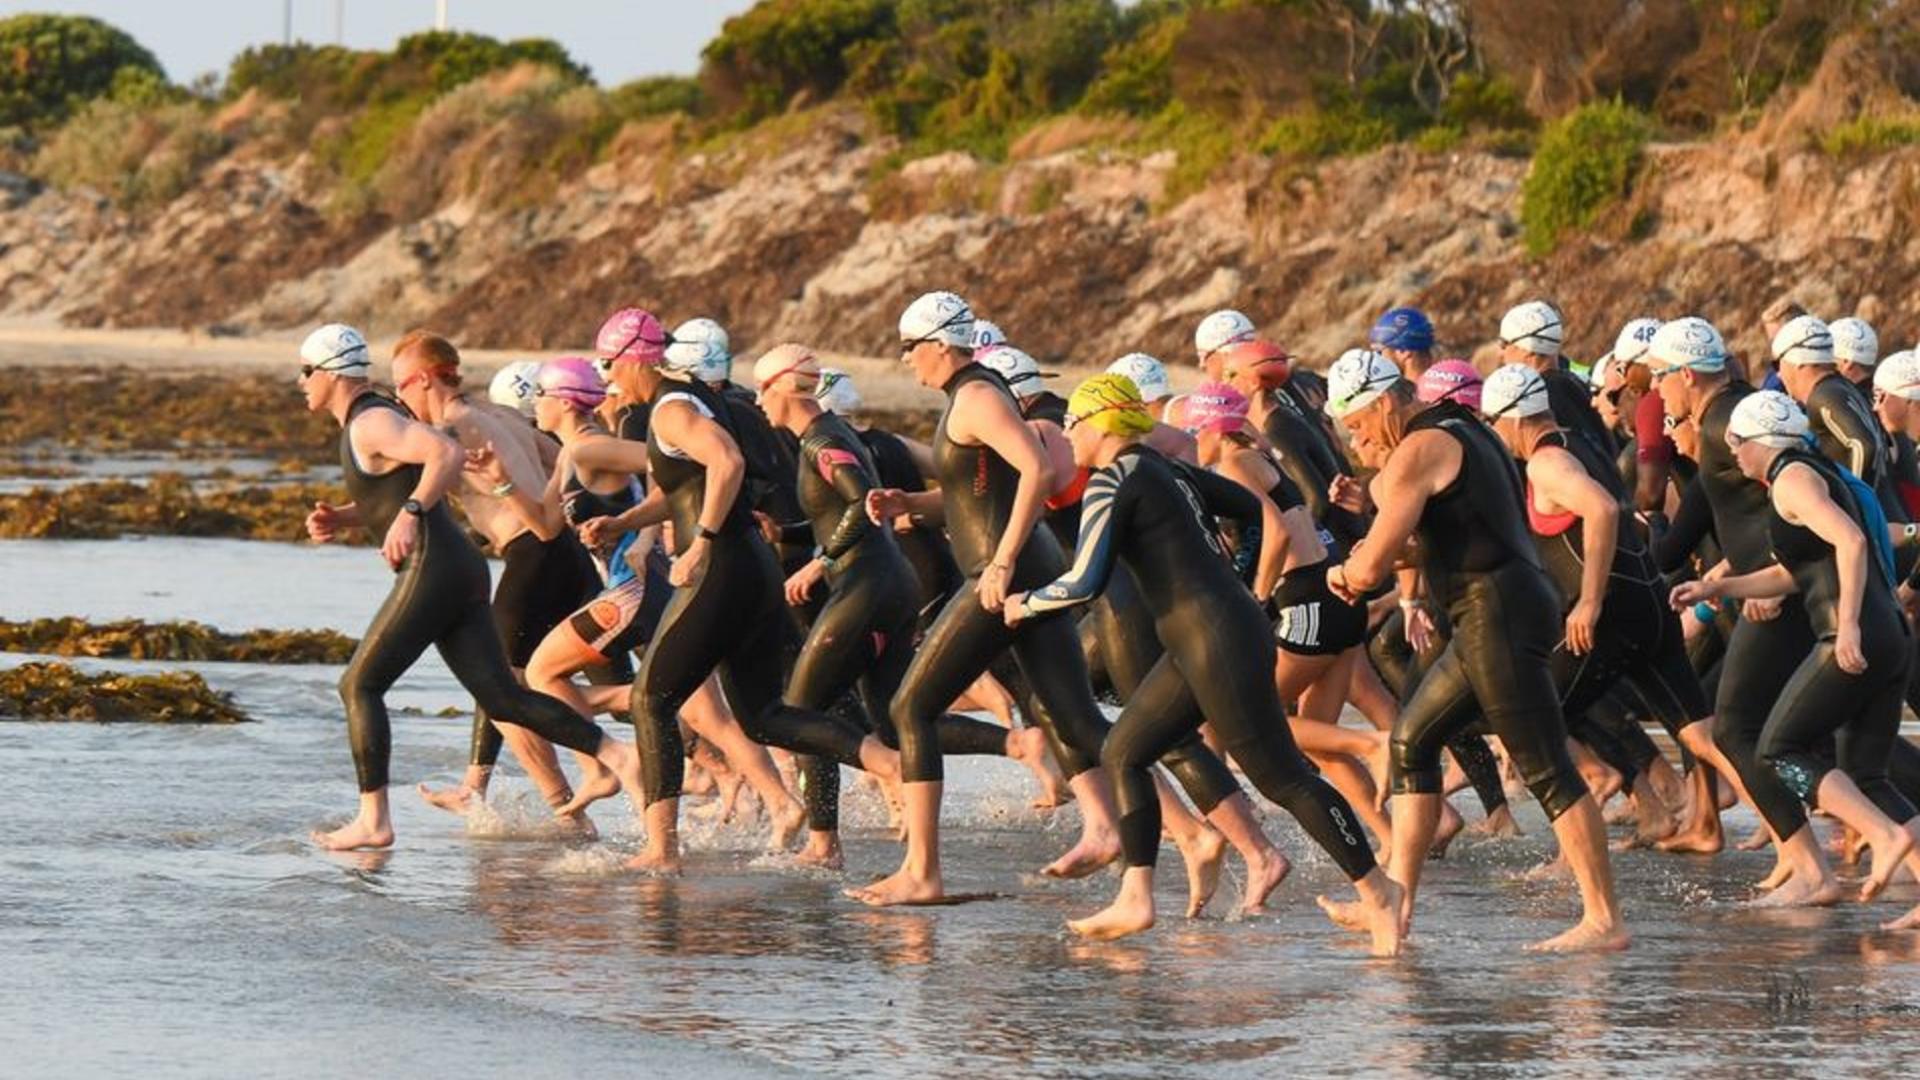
2, 1, 762, 86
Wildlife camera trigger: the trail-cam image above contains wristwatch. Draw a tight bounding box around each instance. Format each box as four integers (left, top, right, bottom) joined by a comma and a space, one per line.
402, 498, 426, 516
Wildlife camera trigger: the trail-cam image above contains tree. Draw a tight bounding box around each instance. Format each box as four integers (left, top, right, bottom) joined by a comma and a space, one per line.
0, 14, 165, 129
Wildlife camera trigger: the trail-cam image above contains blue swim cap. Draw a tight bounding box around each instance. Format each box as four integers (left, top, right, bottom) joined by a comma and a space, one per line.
1370, 307, 1434, 352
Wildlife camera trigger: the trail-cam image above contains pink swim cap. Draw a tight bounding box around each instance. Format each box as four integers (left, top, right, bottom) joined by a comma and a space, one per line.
537, 356, 607, 408
1185, 380, 1250, 434
595, 308, 669, 366
1416, 359, 1482, 410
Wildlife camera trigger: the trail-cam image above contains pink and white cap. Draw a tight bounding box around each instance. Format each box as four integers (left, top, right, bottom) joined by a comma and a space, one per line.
1185, 380, 1250, 434
536, 356, 607, 408
1415, 359, 1483, 410
595, 308, 670, 366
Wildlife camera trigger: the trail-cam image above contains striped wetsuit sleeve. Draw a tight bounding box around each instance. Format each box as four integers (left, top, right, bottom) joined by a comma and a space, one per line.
1023, 460, 1130, 616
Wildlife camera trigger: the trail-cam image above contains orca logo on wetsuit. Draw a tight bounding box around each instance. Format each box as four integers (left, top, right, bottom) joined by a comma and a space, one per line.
1171, 473, 1225, 559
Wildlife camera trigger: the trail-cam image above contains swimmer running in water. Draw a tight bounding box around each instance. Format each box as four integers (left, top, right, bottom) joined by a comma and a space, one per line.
296, 324, 645, 850
1004, 373, 1402, 953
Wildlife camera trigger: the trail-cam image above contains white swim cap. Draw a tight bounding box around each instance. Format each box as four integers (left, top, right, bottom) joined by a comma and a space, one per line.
972, 319, 1007, 354
1499, 300, 1564, 357
1325, 348, 1403, 419
981, 346, 1052, 395
665, 317, 731, 381
300, 323, 370, 376
1648, 317, 1728, 373
487, 360, 541, 417
1480, 363, 1551, 419
1873, 350, 1920, 400
1728, 389, 1810, 448
815, 366, 863, 414
1107, 353, 1171, 403
1608, 317, 1662, 367
900, 291, 975, 349
1195, 309, 1257, 361
1771, 315, 1834, 367
1830, 317, 1879, 367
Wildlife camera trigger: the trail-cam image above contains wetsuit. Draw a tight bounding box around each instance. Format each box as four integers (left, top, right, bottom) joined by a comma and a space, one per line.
1024, 445, 1375, 878
1259, 390, 1366, 552
1755, 448, 1915, 829
1696, 383, 1817, 837
1387, 401, 1585, 818
467, 528, 601, 769
783, 411, 1011, 828
1527, 430, 1711, 738
889, 364, 1112, 784
858, 424, 963, 627
336, 392, 606, 791
1256, 459, 1368, 655
1543, 364, 1620, 470
628, 379, 874, 805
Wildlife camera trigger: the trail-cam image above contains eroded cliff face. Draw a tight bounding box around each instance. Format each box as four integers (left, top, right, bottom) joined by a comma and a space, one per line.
4, 102, 1917, 369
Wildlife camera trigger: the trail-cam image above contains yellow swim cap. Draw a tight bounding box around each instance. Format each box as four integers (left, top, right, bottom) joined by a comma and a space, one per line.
1067, 373, 1156, 437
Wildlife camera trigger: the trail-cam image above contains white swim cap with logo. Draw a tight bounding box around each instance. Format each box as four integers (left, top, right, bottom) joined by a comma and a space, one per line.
300, 324, 371, 376
1648, 317, 1728, 373
1608, 317, 1662, 366
1480, 364, 1551, 419
981, 346, 1051, 396
814, 366, 863, 415
1874, 351, 1920, 400
971, 319, 1007, 354
1728, 389, 1810, 447
1499, 300, 1564, 357
900, 291, 975, 348
488, 360, 541, 417
1107, 353, 1171, 402
1325, 348, 1403, 418
665, 318, 732, 381
1830, 317, 1879, 367
1195, 309, 1257, 361
1771, 314, 1835, 367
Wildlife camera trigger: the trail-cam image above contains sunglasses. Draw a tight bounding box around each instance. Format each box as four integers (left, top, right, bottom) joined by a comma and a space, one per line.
1333, 370, 1396, 412
599, 327, 674, 365
1774, 328, 1833, 363
898, 309, 973, 359
1484, 381, 1545, 419
299, 343, 364, 379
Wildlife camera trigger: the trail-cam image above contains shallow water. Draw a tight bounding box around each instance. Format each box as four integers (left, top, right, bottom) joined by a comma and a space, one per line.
3, 536, 1919, 1078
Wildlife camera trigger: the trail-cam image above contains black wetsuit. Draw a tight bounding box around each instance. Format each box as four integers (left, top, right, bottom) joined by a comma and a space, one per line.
1696, 382, 1818, 837
1387, 401, 1586, 819
559, 458, 673, 659
1754, 449, 1915, 829
627, 380, 874, 805
1259, 390, 1366, 552
336, 392, 605, 791
1543, 364, 1620, 470
889, 364, 1112, 783
783, 411, 1011, 829
467, 528, 601, 769
1025, 445, 1375, 878
1527, 430, 1711, 738
859, 424, 964, 627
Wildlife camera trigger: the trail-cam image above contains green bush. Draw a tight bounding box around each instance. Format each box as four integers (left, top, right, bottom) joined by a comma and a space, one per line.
0, 13, 165, 129
702, 0, 895, 117
1819, 114, 1920, 159
1520, 99, 1651, 257
34, 97, 224, 210
608, 76, 704, 121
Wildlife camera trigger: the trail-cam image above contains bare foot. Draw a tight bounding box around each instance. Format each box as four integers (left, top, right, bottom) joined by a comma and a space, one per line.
795, 834, 844, 870
1041, 831, 1122, 879
1068, 895, 1156, 940
1008, 727, 1068, 809
845, 867, 944, 906
568, 766, 623, 811
1470, 805, 1522, 839
625, 849, 683, 875
769, 801, 806, 852
1177, 827, 1226, 918
1317, 895, 1366, 932
416, 782, 479, 815
1756, 859, 1793, 893
1861, 829, 1914, 902
1749, 874, 1843, 908
1430, 800, 1464, 859
1524, 918, 1631, 953
1240, 849, 1292, 915
1655, 827, 1724, 855
1523, 854, 1571, 882
1737, 824, 1772, 852
312, 817, 394, 851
